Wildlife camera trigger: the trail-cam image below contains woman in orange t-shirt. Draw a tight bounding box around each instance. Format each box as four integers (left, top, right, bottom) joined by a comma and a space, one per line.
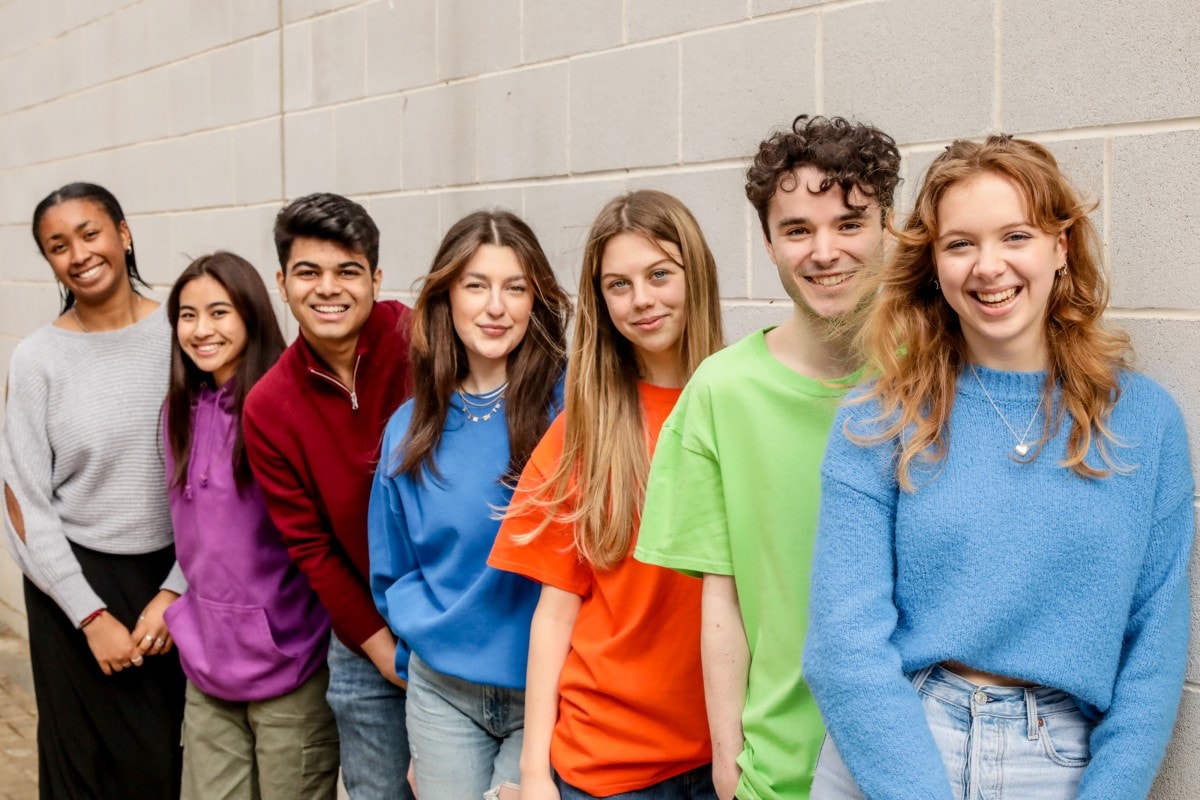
488, 190, 725, 800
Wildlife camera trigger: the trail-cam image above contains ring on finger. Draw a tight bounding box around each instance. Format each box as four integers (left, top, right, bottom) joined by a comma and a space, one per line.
155, 638, 165, 647
131, 655, 143, 664
143, 635, 154, 642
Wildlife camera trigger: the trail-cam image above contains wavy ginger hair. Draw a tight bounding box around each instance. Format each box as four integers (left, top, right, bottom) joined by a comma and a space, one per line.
511, 190, 725, 569
855, 135, 1129, 490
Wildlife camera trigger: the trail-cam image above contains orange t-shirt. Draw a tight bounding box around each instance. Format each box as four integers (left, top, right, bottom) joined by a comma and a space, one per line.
488, 382, 711, 796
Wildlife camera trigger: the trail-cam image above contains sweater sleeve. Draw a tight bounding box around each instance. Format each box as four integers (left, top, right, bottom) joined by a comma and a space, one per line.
802, 404, 955, 800
1076, 400, 1194, 799
1, 351, 105, 625
366, 420, 415, 680
243, 396, 388, 650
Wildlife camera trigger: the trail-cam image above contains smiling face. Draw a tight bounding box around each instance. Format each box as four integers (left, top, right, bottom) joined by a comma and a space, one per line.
277, 236, 381, 350
763, 166, 884, 321
599, 232, 688, 386
177, 275, 248, 387
449, 244, 534, 385
934, 171, 1067, 371
36, 198, 132, 307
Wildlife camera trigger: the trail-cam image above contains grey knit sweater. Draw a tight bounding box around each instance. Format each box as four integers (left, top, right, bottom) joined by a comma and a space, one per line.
1, 307, 185, 624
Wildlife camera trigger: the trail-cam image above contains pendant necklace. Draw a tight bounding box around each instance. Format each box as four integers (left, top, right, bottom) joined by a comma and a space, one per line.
459, 382, 507, 423
969, 364, 1043, 456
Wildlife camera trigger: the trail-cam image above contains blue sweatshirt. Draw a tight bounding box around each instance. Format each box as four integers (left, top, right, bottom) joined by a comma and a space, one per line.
804, 366, 1193, 800
368, 385, 561, 688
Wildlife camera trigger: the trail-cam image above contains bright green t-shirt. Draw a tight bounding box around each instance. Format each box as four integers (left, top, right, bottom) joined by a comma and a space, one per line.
635, 328, 860, 800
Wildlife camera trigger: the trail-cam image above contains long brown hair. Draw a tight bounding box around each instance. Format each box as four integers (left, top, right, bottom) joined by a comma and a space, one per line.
166, 252, 287, 490
512, 190, 725, 569
855, 135, 1129, 490
397, 210, 570, 483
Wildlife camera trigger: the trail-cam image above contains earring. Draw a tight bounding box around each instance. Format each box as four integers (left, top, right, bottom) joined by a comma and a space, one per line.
931, 278, 940, 291
1056, 262, 1067, 277
126, 246, 133, 255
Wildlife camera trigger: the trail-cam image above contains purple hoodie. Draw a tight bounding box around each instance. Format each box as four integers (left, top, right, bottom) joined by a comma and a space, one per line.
164, 384, 330, 702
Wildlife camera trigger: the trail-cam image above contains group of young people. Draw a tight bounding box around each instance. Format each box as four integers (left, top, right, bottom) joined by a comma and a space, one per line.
0, 113, 1192, 800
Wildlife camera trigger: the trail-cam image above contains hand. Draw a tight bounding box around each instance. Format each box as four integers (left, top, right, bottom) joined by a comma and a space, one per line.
713, 758, 742, 800
82, 612, 141, 675
131, 589, 179, 657
407, 760, 418, 798
517, 772, 558, 800
360, 627, 408, 689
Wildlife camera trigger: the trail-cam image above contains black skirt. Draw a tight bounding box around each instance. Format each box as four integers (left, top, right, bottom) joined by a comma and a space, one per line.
24, 542, 185, 800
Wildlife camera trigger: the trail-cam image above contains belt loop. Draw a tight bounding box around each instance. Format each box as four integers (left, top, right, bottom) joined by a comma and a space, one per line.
911, 665, 936, 693
1025, 688, 1039, 740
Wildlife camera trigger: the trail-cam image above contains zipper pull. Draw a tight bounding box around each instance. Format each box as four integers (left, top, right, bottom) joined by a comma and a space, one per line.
350, 391, 359, 411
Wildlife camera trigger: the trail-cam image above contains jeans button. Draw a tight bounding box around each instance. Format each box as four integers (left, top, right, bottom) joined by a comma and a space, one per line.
973, 690, 989, 704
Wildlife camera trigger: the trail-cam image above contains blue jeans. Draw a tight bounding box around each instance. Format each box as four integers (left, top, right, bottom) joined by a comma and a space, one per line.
406, 652, 524, 800
555, 764, 717, 799
325, 637, 414, 800
812, 665, 1093, 799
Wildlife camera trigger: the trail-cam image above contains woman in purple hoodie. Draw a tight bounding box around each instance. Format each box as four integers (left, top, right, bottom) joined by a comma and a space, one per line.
163, 251, 339, 799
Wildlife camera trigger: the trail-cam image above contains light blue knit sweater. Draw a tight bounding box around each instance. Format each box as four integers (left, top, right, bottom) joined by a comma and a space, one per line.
804, 366, 1194, 800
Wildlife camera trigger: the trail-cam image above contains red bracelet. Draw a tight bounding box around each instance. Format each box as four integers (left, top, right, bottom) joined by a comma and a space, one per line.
79, 608, 106, 629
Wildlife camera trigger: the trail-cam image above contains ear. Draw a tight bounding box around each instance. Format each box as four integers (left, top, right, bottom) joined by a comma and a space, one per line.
1056, 228, 1068, 267
275, 269, 287, 301
372, 267, 382, 300
118, 220, 132, 252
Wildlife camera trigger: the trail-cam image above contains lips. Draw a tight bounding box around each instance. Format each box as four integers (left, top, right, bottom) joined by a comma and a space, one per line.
972, 287, 1020, 307
74, 264, 104, 281
632, 315, 667, 330
478, 324, 509, 336
192, 343, 224, 356
806, 272, 853, 287
311, 304, 350, 317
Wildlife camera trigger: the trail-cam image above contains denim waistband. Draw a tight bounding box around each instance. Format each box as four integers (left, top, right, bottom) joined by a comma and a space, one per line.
911, 665, 1079, 740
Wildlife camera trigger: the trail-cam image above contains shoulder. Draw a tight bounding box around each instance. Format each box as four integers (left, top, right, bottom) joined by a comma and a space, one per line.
384, 398, 416, 439
687, 333, 762, 390
528, 412, 567, 474
245, 345, 302, 422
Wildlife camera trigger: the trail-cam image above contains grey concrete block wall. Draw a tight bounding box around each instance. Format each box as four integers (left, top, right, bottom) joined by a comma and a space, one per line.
0, 1, 1197, 794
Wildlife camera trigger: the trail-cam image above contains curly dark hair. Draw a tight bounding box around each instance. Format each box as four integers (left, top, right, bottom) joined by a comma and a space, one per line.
746, 115, 901, 237
274, 192, 381, 272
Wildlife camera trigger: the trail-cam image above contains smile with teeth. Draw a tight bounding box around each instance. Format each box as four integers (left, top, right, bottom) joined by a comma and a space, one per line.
193, 343, 223, 355
76, 265, 103, 281
312, 304, 349, 314
807, 272, 852, 287
973, 287, 1020, 306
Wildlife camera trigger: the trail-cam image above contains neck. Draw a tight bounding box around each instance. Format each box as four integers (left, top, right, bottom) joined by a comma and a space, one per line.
461, 358, 508, 394
636, 349, 685, 388
72, 284, 142, 333
307, 336, 359, 386
765, 308, 860, 380
965, 336, 1048, 373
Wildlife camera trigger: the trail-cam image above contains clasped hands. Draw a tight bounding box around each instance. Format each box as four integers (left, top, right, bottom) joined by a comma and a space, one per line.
82, 589, 179, 676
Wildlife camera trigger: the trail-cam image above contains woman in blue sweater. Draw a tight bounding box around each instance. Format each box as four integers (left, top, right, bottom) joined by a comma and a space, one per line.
804, 136, 1193, 800
368, 210, 570, 800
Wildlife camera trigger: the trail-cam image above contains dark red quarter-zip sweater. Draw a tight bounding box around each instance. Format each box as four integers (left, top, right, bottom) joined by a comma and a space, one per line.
244, 300, 413, 653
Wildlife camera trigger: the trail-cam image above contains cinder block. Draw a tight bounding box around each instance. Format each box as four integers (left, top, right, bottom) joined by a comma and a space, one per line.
626, 0, 746, 42
0, 226, 42, 284
721, 300, 791, 345
402, 83, 478, 189
284, 0, 360, 25
109, 3, 152, 79
283, 22, 313, 111
569, 43, 680, 173
176, 130, 237, 210
365, 0, 436, 95
231, 0, 278, 40
211, 34, 282, 127
28, 102, 71, 165
164, 206, 279, 283
369, 194, 442, 295
1150, 687, 1200, 799
1003, 0, 1200, 132
1111, 132, 1200, 310
522, 0, 622, 63
233, 120, 284, 206
477, 64, 569, 182
438, 189, 524, 237
110, 145, 160, 217
752, 0, 824, 14
147, 0, 233, 68
22, 40, 61, 112
1120, 317, 1200, 483
1189, 523, 1200, 685
311, 7, 367, 106
283, 107, 337, 198
167, 56, 214, 135
112, 69, 173, 147
334, 96, 404, 195
0, 283, 59, 338
65, 87, 117, 160
628, 167, 753, 300
437, 0, 521, 81
56, 19, 103, 97
823, 0, 993, 143
522, 178, 628, 288
127, 212, 174, 288
681, 16, 817, 162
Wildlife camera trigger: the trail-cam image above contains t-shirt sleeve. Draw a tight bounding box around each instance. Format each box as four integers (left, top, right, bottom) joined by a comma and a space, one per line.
802, 400, 955, 800
1076, 392, 1194, 799
636, 380, 731, 578
487, 417, 592, 597
1, 347, 105, 625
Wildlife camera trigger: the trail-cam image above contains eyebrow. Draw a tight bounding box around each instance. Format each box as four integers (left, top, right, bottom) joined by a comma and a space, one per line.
600, 257, 677, 281
291, 260, 367, 270
775, 209, 868, 228
43, 219, 98, 241
461, 271, 526, 283
937, 220, 1032, 240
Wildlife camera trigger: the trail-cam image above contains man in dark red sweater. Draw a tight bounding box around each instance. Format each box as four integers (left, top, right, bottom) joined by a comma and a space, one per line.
244, 193, 414, 799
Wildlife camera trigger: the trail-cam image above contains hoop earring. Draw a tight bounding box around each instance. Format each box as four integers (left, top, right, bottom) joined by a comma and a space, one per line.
1056, 262, 1067, 277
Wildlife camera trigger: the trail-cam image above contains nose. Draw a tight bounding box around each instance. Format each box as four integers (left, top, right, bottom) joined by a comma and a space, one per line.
68, 238, 89, 265
486, 287, 505, 317
973, 242, 1005, 281
194, 313, 213, 338
631, 279, 654, 310
316, 269, 338, 295
811, 229, 838, 267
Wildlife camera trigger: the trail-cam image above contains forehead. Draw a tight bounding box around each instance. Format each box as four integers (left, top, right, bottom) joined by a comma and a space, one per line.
937, 172, 1028, 226
767, 166, 880, 224
599, 232, 682, 274
460, 243, 525, 277
38, 198, 113, 235
179, 274, 233, 304
286, 236, 368, 266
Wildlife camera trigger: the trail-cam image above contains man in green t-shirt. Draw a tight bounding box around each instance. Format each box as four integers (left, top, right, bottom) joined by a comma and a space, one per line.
636, 116, 901, 800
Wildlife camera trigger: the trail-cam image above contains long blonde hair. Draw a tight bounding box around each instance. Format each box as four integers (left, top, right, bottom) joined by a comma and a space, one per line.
856, 135, 1129, 490
512, 190, 724, 569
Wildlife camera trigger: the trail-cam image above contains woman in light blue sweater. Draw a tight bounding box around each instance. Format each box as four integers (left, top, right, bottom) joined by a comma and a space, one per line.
368, 210, 570, 800
804, 136, 1193, 800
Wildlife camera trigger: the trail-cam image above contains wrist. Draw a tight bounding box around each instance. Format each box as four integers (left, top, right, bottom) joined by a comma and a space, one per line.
79, 608, 106, 630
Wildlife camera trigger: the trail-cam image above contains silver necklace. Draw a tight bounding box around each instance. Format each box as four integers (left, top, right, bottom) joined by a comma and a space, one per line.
969, 364, 1043, 456
458, 382, 507, 423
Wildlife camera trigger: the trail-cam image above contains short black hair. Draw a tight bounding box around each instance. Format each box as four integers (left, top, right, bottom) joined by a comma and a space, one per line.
746, 115, 902, 238
274, 192, 381, 272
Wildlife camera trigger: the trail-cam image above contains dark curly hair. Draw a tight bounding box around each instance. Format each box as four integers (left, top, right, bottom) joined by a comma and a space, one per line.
745, 115, 901, 238
274, 192, 381, 272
